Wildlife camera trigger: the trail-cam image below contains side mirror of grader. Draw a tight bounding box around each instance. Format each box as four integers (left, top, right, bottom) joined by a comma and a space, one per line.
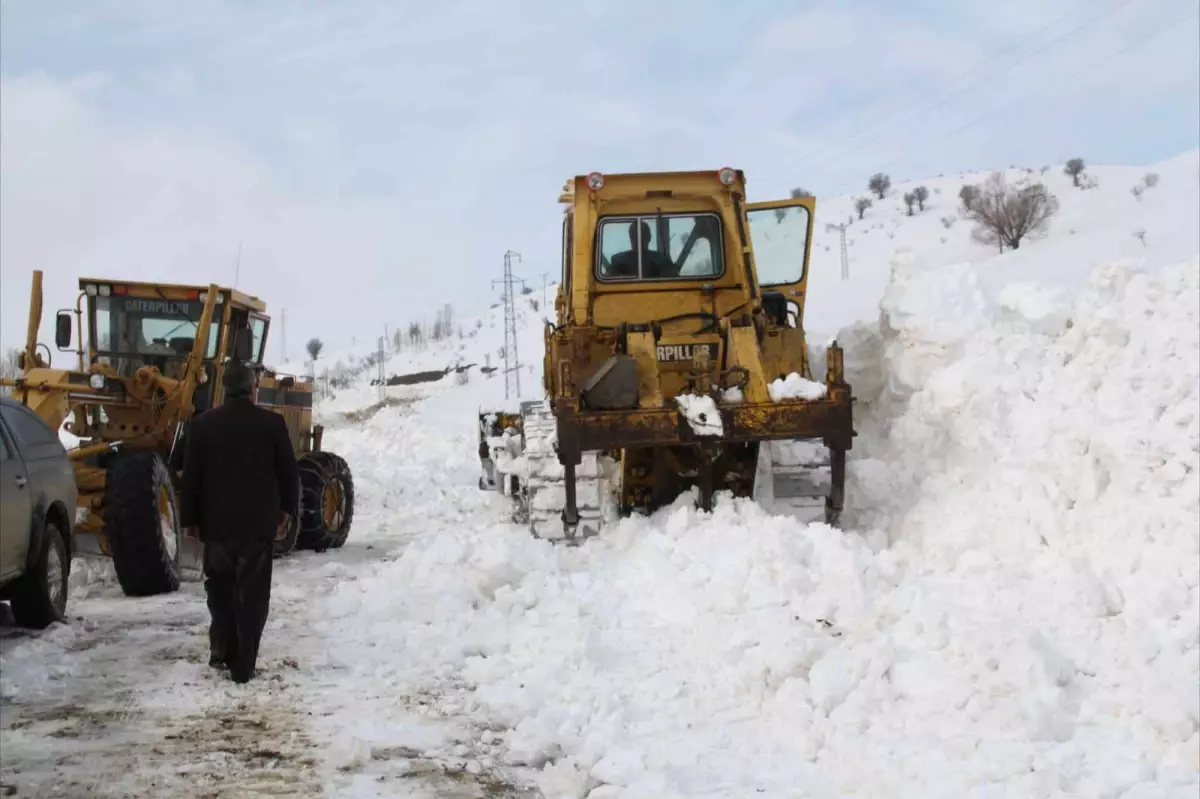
55, 311, 72, 350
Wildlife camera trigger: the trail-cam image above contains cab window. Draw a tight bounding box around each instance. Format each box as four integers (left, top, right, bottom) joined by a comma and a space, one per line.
596, 213, 723, 281
249, 316, 268, 363
747, 204, 812, 286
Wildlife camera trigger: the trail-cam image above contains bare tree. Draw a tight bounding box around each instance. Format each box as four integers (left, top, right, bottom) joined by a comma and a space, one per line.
1132, 228, 1147, 247
306, 338, 324, 361
966, 172, 1059, 252
0, 348, 20, 395
940, 215, 956, 229
408, 321, 423, 349
392, 328, 404, 352
913, 186, 930, 211
1131, 185, 1144, 201
790, 187, 814, 199
902, 191, 916, 216
868, 173, 891, 199
959, 184, 979, 212
854, 197, 873, 220
1143, 172, 1160, 189
1064, 158, 1086, 187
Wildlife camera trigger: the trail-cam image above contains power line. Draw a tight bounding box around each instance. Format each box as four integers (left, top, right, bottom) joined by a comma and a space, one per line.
794, 0, 1140, 186
827, 4, 1198, 196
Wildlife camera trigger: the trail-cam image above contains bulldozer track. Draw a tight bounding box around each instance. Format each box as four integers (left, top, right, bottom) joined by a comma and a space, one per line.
515, 400, 604, 541
488, 400, 842, 537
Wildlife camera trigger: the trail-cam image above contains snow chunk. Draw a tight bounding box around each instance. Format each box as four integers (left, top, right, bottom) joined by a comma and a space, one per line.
675, 394, 722, 436
767, 373, 828, 402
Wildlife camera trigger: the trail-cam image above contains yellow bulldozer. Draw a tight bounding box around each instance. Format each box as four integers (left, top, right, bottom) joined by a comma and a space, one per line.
1, 270, 354, 596
479, 167, 854, 540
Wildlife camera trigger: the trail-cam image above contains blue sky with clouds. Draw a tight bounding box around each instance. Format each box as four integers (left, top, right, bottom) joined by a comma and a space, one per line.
2, 0, 1197, 360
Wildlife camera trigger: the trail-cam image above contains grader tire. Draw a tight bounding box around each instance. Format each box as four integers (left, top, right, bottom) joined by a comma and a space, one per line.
297, 452, 354, 552
104, 452, 181, 597
273, 475, 302, 558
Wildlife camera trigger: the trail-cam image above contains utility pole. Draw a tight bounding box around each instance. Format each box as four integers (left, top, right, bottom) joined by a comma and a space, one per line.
826, 222, 850, 281
492, 250, 526, 400
376, 336, 386, 402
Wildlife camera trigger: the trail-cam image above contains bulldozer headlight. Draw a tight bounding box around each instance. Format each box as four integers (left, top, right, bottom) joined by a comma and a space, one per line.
586, 172, 604, 190
89, 373, 106, 390
718, 167, 736, 186
98, 284, 111, 297
84, 283, 98, 297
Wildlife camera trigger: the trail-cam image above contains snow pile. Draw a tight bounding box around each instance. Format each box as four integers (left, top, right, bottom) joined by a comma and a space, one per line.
297, 251, 1200, 797
675, 394, 722, 436
767, 372, 827, 402
848, 253, 1200, 792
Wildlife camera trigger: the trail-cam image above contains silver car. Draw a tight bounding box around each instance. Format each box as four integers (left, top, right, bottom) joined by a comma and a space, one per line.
0, 395, 78, 628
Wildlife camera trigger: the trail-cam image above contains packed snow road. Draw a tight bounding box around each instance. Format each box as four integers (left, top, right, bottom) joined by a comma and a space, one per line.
2, 256, 1198, 798
0, 388, 544, 798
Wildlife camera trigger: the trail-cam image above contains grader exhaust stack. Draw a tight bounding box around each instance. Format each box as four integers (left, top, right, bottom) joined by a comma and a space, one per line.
478, 168, 855, 540
23, 269, 45, 372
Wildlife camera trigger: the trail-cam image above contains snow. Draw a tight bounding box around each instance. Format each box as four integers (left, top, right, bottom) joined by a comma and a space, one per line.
767, 372, 828, 401
675, 394, 722, 436
3, 150, 1198, 798
720, 385, 744, 403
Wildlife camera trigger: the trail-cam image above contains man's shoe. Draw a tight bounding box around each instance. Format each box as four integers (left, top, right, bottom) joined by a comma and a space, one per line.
230, 667, 254, 684
209, 655, 227, 669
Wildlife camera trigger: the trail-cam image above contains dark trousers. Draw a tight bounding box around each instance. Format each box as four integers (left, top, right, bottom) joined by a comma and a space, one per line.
203, 537, 273, 682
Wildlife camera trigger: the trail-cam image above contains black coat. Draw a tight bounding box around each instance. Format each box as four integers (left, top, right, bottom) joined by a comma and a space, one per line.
180, 396, 300, 542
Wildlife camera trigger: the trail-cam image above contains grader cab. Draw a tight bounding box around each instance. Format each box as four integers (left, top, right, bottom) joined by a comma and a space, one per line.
479, 167, 854, 540
1, 270, 354, 596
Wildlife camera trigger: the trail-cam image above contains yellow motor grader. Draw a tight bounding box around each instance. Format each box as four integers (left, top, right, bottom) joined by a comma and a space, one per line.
479, 167, 854, 540
1, 270, 354, 596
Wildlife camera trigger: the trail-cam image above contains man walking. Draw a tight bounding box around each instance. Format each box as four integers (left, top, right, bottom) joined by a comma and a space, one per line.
181, 360, 299, 684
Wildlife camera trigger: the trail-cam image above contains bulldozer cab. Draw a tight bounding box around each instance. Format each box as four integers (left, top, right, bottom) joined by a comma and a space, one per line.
556, 169, 816, 336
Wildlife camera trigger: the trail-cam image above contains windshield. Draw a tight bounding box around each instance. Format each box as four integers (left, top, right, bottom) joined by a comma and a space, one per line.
596, 212, 723, 281
93, 295, 221, 375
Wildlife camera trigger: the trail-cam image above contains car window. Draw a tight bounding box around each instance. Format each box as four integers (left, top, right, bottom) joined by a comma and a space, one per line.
0, 403, 59, 447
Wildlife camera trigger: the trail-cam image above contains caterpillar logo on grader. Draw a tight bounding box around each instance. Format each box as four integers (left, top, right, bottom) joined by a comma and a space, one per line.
479, 167, 854, 539
1, 270, 354, 596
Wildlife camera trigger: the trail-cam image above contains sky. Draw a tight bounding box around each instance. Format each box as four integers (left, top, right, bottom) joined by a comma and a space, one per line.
2, 0, 1197, 365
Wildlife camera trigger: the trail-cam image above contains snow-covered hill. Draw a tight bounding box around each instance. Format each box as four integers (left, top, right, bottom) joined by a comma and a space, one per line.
805, 149, 1200, 339
3, 151, 1197, 798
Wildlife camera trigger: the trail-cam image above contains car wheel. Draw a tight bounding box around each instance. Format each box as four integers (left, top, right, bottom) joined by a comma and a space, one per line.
10, 519, 69, 629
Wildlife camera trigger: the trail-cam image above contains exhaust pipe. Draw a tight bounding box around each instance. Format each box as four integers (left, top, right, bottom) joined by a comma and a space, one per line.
23, 269, 44, 370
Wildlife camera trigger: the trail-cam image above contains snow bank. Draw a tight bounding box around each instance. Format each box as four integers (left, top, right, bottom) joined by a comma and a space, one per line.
850, 254, 1200, 792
